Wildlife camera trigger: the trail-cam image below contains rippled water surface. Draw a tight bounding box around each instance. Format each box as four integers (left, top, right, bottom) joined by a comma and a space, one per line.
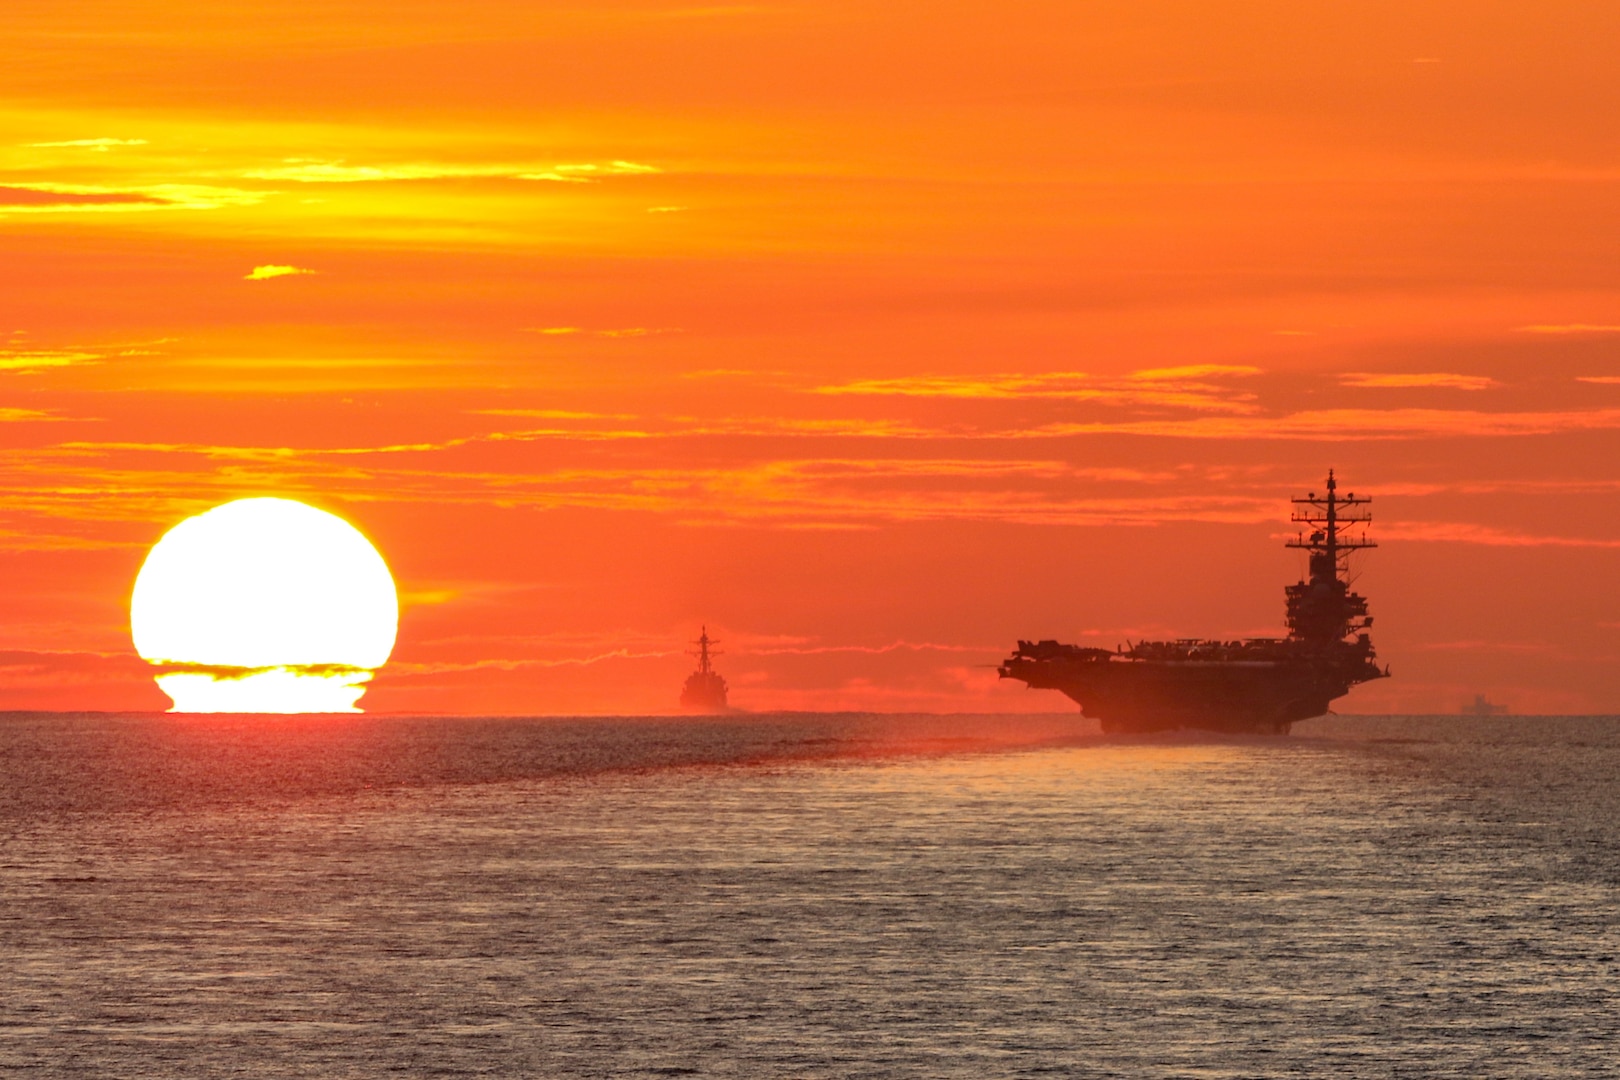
1, 712, 1616, 1077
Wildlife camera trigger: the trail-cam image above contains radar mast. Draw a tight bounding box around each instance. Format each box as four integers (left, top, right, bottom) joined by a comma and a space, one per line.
691, 626, 720, 676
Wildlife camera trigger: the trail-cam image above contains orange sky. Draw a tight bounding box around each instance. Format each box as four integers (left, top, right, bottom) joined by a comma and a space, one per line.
5, 1, 1620, 714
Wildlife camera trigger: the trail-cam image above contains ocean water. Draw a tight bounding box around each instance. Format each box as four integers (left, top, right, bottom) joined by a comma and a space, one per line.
0, 712, 1616, 1078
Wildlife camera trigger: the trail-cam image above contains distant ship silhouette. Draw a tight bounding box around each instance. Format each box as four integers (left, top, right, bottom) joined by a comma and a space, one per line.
1461, 694, 1508, 717
680, 627, 730, 712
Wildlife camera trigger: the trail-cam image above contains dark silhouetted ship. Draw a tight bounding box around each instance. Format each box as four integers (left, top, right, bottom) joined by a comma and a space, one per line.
679, 626, 730, 712
1000, 471, 1390, 734
1461, 694, 1508, 717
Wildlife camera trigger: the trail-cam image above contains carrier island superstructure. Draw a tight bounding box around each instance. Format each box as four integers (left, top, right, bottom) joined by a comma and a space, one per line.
999, 472, 1389, 734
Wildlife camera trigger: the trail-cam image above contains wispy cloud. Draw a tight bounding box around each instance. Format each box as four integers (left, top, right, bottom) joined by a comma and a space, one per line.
53, 417, 666, 461
26, 138, 148, 151
1372, 477, 1620, 497
519, 161, 661, 182
397, 585, 482, 608
1517, 324, 1620, 334
516, 172, 593, 184
654, 6, 777, 20
1576, 376, 1620, 385
1340, 372, 1499, 390
471, 409, 635, 420
1412, 640, 1555, 653
0, 349, 100, 371
0, 408, 68, 422
0, 438, 1261, 532
0, 650, 152, 685
244, 264, 316, 281
818, 373, 1091, 399
522, 326, 680, 337
1380, 522, 1620, 548
740, 639, 1003, 657
146, 661, 372, 681
1023, 407, 1620, 440
0, 182, 261, 213
0, 526, 143, 552
813, 370, 1259, 413
0, 184, 166, 208
668, 416, 944, 438
536, 160, 659, 177
1126, 364, 1262, 381
245, 161, 452, 183
246, 158, 661, 185
385, 649, 680, 677
680, 368, 777, 380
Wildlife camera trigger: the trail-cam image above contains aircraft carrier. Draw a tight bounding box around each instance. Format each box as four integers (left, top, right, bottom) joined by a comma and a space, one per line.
999, 471, 1389, 734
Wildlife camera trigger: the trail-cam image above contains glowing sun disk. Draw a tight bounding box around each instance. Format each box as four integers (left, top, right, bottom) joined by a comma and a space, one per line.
130, 497, 398, 713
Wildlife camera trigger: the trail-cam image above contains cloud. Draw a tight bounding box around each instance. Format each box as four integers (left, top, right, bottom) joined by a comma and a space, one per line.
0, 349, 100, 371
1379, 522, 1620, 548
386, 649, 679, 676
245, 161, 450, 183
245, 265, 316, 280
0, 182, 261, 213
521, 326, 680, 337
1340, 373, 1499, 390
1023, 407, 1620, 440
818, 373, 1090, 399
0, 649, 153, 687
0, 408, 66, 422
655, 7, 775, 20
1576, 376, 1620, 385
0, 185, 166, 208
814, 370, 1259, 413
248, 158, 661, 185
0, 527, 140, 553
0, 435, 1265, 531
740, 639, 1004, 657
146, 661, 374, 680
1412, 640, 1554, 653
1517, 324, 1620, 334
647, 205, 688, 213
54, 413, 669, 461
26, 138, 148, 150
1372, 478, 1620, 497
520, 161, 660, 182
471, 408, 634, 420
517, 171, 594, 184
681, 368, 777, 380
1126, 364, 1262, 381
669, 417, 944, 438
399, 588, 461, 608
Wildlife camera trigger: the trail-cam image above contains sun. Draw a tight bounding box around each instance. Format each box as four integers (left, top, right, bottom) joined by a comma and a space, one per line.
131, 497, 398, 713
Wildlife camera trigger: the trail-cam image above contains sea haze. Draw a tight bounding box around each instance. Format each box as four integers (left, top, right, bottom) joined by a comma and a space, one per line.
1, 712, 1616, 1077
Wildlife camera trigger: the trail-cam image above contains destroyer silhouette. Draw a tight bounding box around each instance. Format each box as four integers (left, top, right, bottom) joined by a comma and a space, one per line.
1000, 471, 1389, 734
680, 626, 730, 712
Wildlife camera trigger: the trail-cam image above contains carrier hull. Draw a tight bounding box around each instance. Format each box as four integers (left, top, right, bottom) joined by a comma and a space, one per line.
1000, 651, 1371, 735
